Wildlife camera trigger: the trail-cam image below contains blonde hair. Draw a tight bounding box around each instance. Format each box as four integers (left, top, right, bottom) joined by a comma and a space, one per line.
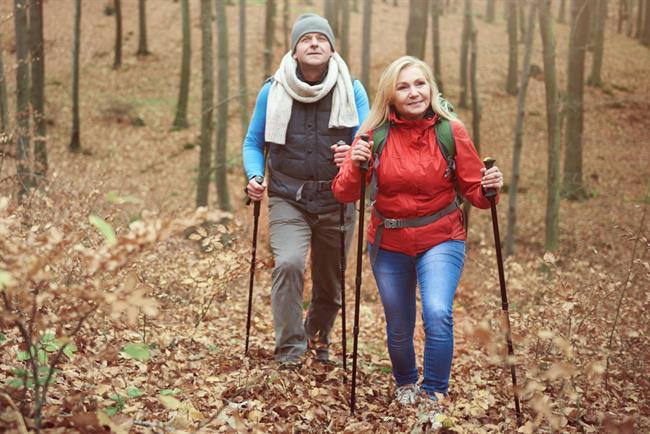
358, 56, 453, 137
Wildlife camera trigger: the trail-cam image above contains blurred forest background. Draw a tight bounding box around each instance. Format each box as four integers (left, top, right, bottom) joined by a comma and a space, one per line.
0, 0, 648, 432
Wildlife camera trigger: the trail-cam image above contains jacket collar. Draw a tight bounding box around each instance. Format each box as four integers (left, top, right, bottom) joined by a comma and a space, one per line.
388, 107, 439, 129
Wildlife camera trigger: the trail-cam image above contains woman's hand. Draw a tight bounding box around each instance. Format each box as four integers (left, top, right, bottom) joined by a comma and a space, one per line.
351, 138, 372, 168
480, 165, 504, 192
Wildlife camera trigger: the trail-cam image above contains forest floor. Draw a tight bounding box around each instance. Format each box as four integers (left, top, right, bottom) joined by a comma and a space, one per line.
0, 1, 649, 433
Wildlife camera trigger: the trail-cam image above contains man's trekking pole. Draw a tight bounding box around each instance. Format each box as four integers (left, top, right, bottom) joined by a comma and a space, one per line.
244, 175, 264, 355
335, 140, 348, 372
351, 134, 370, 414
483, 158, 522, 426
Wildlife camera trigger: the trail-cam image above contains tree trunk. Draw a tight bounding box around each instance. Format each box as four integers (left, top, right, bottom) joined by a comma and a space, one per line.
172, 0, 191, 130
361, 0, 372, 91
113, 0, 122, 69
618, 0, 626, 33
352, 0, 359, 13
0, 33, 9, 136
406, 0, 429, 59
341, 0, 351, 61
197, 0, 213, 207
506, 1, 537, 257
506, 0, 518, 95
519, 0, 527, 41
643, 0, 650, 43
137, 0, 150, 56
215, 0, 231, 211
282, 0, 289, 52
563, 0, 590, 200
459, 0, 472, 108
635, 0, 644, 38
431, 0, 444, 94
627, 0, 635, 36
31, 0, 47, 182
324, 0, 340, 38
486, 0, 496, 23
538, 0, 561, 251
588, 0, 608, 86
558, 0, 567, 23
239, 0, 249, 140
263, 0, 276, 80
463, 27, 481, 231
70, 0, 82, 153
14, 0, 31, 197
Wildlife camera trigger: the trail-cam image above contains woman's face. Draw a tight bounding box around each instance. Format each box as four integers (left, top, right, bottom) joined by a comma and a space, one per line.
391, 66, 431, 121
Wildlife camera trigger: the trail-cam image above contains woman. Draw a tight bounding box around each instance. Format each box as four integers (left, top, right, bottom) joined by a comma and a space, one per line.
332, 57, 503, 415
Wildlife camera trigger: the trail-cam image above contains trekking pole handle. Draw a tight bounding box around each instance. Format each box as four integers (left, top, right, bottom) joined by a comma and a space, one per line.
482, 157, 497, 199
359, 134, 370, 171
245, 175, 265, 206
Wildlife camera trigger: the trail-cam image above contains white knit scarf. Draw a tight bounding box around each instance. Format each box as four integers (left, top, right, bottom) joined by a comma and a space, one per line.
265, 52, 359, 145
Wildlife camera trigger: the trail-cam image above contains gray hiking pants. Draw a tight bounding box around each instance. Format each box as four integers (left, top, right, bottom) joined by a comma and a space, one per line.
268, 196, 355, 361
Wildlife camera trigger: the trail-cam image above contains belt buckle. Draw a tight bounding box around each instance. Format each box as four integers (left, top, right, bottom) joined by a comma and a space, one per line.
384, 219, 401, 229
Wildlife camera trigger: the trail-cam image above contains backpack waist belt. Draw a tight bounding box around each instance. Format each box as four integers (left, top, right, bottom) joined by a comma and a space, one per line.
371, 199, 459, 263
270, 168, 332, 202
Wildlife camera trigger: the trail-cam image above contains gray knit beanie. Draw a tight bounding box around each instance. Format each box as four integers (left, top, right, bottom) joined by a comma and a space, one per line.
291, 13, 335, 52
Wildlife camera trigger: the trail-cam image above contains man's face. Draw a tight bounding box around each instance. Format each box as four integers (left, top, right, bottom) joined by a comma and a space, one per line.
293, 32, 332, 68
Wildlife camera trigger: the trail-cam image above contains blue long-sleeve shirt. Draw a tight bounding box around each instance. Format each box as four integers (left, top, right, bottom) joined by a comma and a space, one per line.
242, 80, 370, 180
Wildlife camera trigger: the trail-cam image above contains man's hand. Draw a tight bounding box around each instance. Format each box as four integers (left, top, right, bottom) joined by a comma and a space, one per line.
246, 176, 267, 202
331, 142, 351, 167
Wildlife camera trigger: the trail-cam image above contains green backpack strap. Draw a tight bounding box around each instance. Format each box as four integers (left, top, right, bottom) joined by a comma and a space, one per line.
434, 119, 456, 179
371, 122, 390, 156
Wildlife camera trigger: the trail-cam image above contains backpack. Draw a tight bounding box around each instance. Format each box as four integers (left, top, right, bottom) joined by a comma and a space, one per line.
367, 97, 461, 206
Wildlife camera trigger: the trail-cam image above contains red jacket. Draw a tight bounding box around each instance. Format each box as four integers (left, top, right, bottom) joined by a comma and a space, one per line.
332, 112, 499, 256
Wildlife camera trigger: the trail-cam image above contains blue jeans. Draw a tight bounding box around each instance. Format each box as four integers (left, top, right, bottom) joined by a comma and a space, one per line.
370, 240, 465, 397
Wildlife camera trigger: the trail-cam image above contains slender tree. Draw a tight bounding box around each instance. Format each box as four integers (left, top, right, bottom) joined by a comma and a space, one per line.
506, 1, 537, 256
341, 0, 351, 61
563, 0, 591, 200
626, 0, 635, 36
519, 0, 527, 41
197, 0, 214, 207
324, 0, 340, 38
538, 0, 561, 251
172, 0, 191, 130
558, 0, 567, 23
282, 0, 289, 52
361, 0, 372, 91
406, 0, 429, 59
70, 0, 82, 153
352, 0, 359, 13
486, 0, 496, 23
30, 0, 47, 181
239, 0, 249, 139
588, 0, 608, 86
215, 0, 231, 211
137, 0, 150, 56
618, 0, 626, 33
14, 0, 31, 196
431, 0, 444, 94
643, 0, 650, 44
459, 0, 472, 108
263, 0, 276, 80
506, 0, 518, 95
0, 32, 10, 136
635, 0, 644, 38
113, 0, 122, 69
463, 27, 481, 231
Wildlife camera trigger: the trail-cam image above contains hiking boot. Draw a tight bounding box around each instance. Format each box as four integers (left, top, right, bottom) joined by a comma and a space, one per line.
395, 384, 420, 405
307, 339, 329, 363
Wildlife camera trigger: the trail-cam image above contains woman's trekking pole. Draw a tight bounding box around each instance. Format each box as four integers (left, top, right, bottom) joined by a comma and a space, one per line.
483, 158, 522, 426
335, 141, 348, 372
244, 175, 264, 355
351, 134, 370, 414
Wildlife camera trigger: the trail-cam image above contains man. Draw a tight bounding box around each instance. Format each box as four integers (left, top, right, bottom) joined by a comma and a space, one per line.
243, 13, 369, 367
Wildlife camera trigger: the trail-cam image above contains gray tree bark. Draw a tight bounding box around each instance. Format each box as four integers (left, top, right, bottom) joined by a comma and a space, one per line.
172, 0, 191, 130
406, 0, 429, 59
463, 27, 481, 231
361, 0, 372, 91
341, 0, 351, 61
282, 0, 289, 52
431, 0, 444, 94
558, 0, 567, 23
538, 0, 562, 251
113, 0, 122, 69
14, 0, 31, 196
70, 0, 82, 153
459, 0, 472, 107
642, 0, 650, 44
215, 0, 231, 211
263, 0, 276, 80
563, 0, 590, 200
197, 0, 214, 207
137, 0, 150, 56
0, 33, 10, 136
506, 0, 518, 95
588, 0, 608, 86
635, 0, 644, 38
506, 1, 537, 257
486, 0, 496, 23
31, 0, 47, 181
